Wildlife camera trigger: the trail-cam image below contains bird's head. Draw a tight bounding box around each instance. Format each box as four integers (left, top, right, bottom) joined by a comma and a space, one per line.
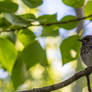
78, 35, 92, 46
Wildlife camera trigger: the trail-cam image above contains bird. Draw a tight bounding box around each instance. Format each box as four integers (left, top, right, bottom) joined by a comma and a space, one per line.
79, 35, 92, 66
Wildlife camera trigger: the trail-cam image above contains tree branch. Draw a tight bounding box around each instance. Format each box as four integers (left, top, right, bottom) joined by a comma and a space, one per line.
86, 75, 91, 92
20, 66, 92, 92
40, 14, 92, 26
0, 14, 92, 33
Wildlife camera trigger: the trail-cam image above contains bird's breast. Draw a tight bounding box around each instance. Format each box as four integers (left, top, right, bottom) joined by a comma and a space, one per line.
81, 48, 92, 66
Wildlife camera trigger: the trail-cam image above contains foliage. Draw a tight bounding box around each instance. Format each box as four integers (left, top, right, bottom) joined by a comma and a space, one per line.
60, 35, 81, 64
4, 13, 30, 27
0, 0, 90, 91
0, 1, 18, 13
22, 41, 48, 69
85, 0, 92, 16
62, 0, 85, 8
22, 0, 43, 8
11, 52, 28, 88
0, 38, 17, 73
18, 29, 36, 46
59, 15, 79, 30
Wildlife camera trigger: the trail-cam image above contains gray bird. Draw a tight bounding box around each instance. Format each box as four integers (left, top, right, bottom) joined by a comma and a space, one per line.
79, 35, 92, 66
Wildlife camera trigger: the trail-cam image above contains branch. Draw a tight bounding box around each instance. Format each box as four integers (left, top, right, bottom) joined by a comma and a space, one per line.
86, 75, 91, 92
20, 66, 92, 92
40, 14, 92, 26
0, 14, 92, 33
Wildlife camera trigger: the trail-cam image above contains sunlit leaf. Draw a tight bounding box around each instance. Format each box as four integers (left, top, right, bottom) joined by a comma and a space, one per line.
22, 0, 43, 8
0, 38, 17, 73
18, 29, 36, 46
60, 35, 81, 65
41, 26, 59, 37
59, 15, 79, 30
62, 0, 85, 8
4, 13, 30, 27
85, 0, 92, 17
1, 32, 17, 44
38, 14, 57, 24
20, 13, 36, 21
22, 41, 48, 69
0, 1, 18, 13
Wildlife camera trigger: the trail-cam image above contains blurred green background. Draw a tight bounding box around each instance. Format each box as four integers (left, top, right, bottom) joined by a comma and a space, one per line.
0, 0, 92, 92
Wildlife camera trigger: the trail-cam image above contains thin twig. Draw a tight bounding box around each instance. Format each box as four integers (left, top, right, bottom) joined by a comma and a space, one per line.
0, 14, 92, 33
86, 75, 91, 92
40, 14, 92, 26
20, 66, 92, 92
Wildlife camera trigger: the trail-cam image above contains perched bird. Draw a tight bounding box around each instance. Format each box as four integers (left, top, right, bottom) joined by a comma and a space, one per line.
79, 35, 92, 66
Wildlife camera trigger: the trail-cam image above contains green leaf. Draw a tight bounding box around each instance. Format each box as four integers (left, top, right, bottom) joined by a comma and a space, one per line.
38, 14, 57, 24
18, 29, 36, 46
85, 0, 92, 17
59, 15, 79, 30
0, 32, 17, 44
41, 26, 59, 37
0, 38, 17, 73
62, 0, 85, 8
20, 13, 36, 21
11, 52, 28, 88
4, 13, 30, 27
0, 18, 11, 27
22, 0, 43, 8
0, 1, 18, 13
60, 35, 81, 65
22, 41, 48, 69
